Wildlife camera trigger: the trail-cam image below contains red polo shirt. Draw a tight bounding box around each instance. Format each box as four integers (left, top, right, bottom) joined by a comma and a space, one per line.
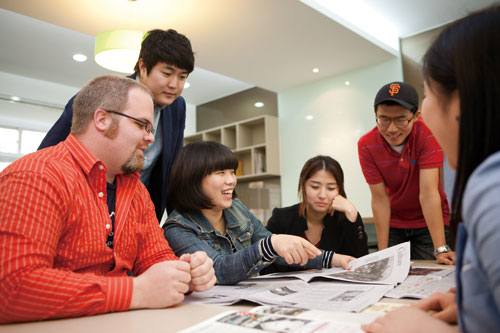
358, 118, 450, 229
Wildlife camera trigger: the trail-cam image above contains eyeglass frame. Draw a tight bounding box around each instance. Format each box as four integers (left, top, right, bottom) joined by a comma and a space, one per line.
375, 113, 415, 129
105, 110, 155, 134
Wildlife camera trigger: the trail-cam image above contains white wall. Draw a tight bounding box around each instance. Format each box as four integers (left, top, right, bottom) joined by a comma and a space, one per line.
278, 59, 402, 217
184, 102, 197, 136
0, 72, 79, 131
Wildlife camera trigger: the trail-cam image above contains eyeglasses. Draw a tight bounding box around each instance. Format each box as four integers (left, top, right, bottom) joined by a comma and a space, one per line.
105, 110, 155, 134
376, 115, 414, 128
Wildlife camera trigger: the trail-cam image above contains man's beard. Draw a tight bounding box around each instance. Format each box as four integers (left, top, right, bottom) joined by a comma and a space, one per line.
121, 149, 144, 174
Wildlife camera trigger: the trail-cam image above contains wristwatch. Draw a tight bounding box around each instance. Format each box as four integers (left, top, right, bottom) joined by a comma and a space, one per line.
433, 244, 452, 257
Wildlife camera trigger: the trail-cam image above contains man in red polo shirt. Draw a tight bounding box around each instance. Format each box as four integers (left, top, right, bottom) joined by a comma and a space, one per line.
358, 81, 455, 264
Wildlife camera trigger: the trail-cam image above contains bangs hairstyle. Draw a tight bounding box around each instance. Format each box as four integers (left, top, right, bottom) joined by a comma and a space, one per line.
422, 5, 500, 235
134, 29, 194, 75
168, 141, 239, 212
298, 155, 346, 219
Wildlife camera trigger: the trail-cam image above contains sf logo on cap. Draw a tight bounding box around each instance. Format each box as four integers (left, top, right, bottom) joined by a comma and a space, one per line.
389, 83, 400, 96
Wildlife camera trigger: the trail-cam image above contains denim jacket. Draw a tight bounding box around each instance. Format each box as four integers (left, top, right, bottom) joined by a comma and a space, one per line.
163, 199, 326, 284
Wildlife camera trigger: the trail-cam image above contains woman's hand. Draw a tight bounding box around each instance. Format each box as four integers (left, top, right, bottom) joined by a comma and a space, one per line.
331, 253, 355, 270
362, 305, 457, 333
271, 234, 322, 265
329, 194, 358, 222
413, 290, 457, 324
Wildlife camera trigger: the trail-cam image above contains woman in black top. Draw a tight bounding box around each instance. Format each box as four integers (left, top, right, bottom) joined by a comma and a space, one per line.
267, 156, 368, 260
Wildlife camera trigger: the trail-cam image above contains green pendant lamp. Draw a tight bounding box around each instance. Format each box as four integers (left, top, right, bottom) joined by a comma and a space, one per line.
94, 29, 144, 73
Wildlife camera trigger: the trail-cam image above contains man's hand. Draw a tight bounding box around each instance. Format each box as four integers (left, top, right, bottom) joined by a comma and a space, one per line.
413, 290, 457, 324
436, 251, 455, 265
331, 253, 355, 270
130, 260, 191, 309
271, 235, 322, 265
180, 251, 216, 292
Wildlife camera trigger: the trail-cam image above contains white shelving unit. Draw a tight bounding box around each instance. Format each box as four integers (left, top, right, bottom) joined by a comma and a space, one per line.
184, 115, 280, 181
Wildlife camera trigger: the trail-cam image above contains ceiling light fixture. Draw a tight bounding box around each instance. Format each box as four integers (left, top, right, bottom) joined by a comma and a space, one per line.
306, 115, 314, 120
184, 82, 191, 88
345, 81, 350, 86
312, 68, 319, 73
72, 54, 87, 62
94, 29, 144, 73
254, 102, 264, 108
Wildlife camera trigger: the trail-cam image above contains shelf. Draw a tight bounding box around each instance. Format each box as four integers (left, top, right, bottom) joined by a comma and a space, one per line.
237, 172, 281, 182
203, 129, 221, 142
185, 115, 280, 179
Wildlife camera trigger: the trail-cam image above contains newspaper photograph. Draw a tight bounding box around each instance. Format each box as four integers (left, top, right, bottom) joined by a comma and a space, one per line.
384, 266, 455, 299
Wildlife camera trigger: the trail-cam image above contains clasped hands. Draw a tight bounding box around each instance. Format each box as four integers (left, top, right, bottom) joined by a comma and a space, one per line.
130, 251, 216, 309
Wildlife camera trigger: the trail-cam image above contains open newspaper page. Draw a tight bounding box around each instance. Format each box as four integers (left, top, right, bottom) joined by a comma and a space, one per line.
251, 242, 411, 285
183, 280, 308, 305
384, 266, 455, 299
243, 281, 394, 312
179, 305, 383, 333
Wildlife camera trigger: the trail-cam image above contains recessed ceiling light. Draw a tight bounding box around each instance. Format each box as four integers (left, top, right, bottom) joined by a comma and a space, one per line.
73, 54, 87, 62
306, 115, 314, 120
254, 102, 264, 108
184, 82, 191, 88
312, 68, 319, 73
11, 96, 20, 101
345, 81, 350, 86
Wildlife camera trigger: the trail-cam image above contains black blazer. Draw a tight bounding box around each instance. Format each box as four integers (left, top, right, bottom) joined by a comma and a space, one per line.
266, 204, 368, 257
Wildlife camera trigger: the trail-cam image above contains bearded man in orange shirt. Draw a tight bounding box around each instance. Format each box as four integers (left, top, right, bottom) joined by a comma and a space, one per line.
0, 75, 216, 323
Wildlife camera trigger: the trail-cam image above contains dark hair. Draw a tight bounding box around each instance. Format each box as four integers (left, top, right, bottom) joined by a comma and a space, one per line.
134, 29, 194, 75
422, 6, 500, 231
168, 141, 239, 212
298, 155, 347, 218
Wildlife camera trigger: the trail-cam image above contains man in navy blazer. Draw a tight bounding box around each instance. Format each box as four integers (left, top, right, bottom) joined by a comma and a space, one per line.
38, 29, 194, 220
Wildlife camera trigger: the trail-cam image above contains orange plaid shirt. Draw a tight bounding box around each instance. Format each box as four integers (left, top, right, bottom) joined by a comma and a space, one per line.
0, 134, 178, 323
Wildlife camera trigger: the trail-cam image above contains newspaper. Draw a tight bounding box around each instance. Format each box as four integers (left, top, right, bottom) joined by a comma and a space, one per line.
184, 242, 410, 312
244, 281, 394, 312
179, 305, 383, 333
252, 241, 411, 285
384, 266, 455, 299
186, 280, 393, 312
183, 280, 308, 306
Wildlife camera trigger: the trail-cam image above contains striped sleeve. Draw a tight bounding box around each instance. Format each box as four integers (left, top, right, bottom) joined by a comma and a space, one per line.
260, 236, 279, 262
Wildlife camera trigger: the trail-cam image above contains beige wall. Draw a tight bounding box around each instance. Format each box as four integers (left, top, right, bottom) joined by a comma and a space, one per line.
400, 25, 446, 105
196, 87, 277, 131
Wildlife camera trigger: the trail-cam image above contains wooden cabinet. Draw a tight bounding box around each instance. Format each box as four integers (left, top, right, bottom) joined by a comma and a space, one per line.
184, 115, 280, 181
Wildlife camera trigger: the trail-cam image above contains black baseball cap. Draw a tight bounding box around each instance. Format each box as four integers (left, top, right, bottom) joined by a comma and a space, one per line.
374, 81, 419, 112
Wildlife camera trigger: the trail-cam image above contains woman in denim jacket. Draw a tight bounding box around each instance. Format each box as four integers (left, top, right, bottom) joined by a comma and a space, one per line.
163, 141, 354, 284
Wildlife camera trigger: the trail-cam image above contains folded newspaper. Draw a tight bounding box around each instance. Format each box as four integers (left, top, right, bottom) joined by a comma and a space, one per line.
179, 305, 384, 333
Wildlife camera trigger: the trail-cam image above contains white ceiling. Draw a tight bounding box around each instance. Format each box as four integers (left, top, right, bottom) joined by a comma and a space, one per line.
0, 0, 498, 106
